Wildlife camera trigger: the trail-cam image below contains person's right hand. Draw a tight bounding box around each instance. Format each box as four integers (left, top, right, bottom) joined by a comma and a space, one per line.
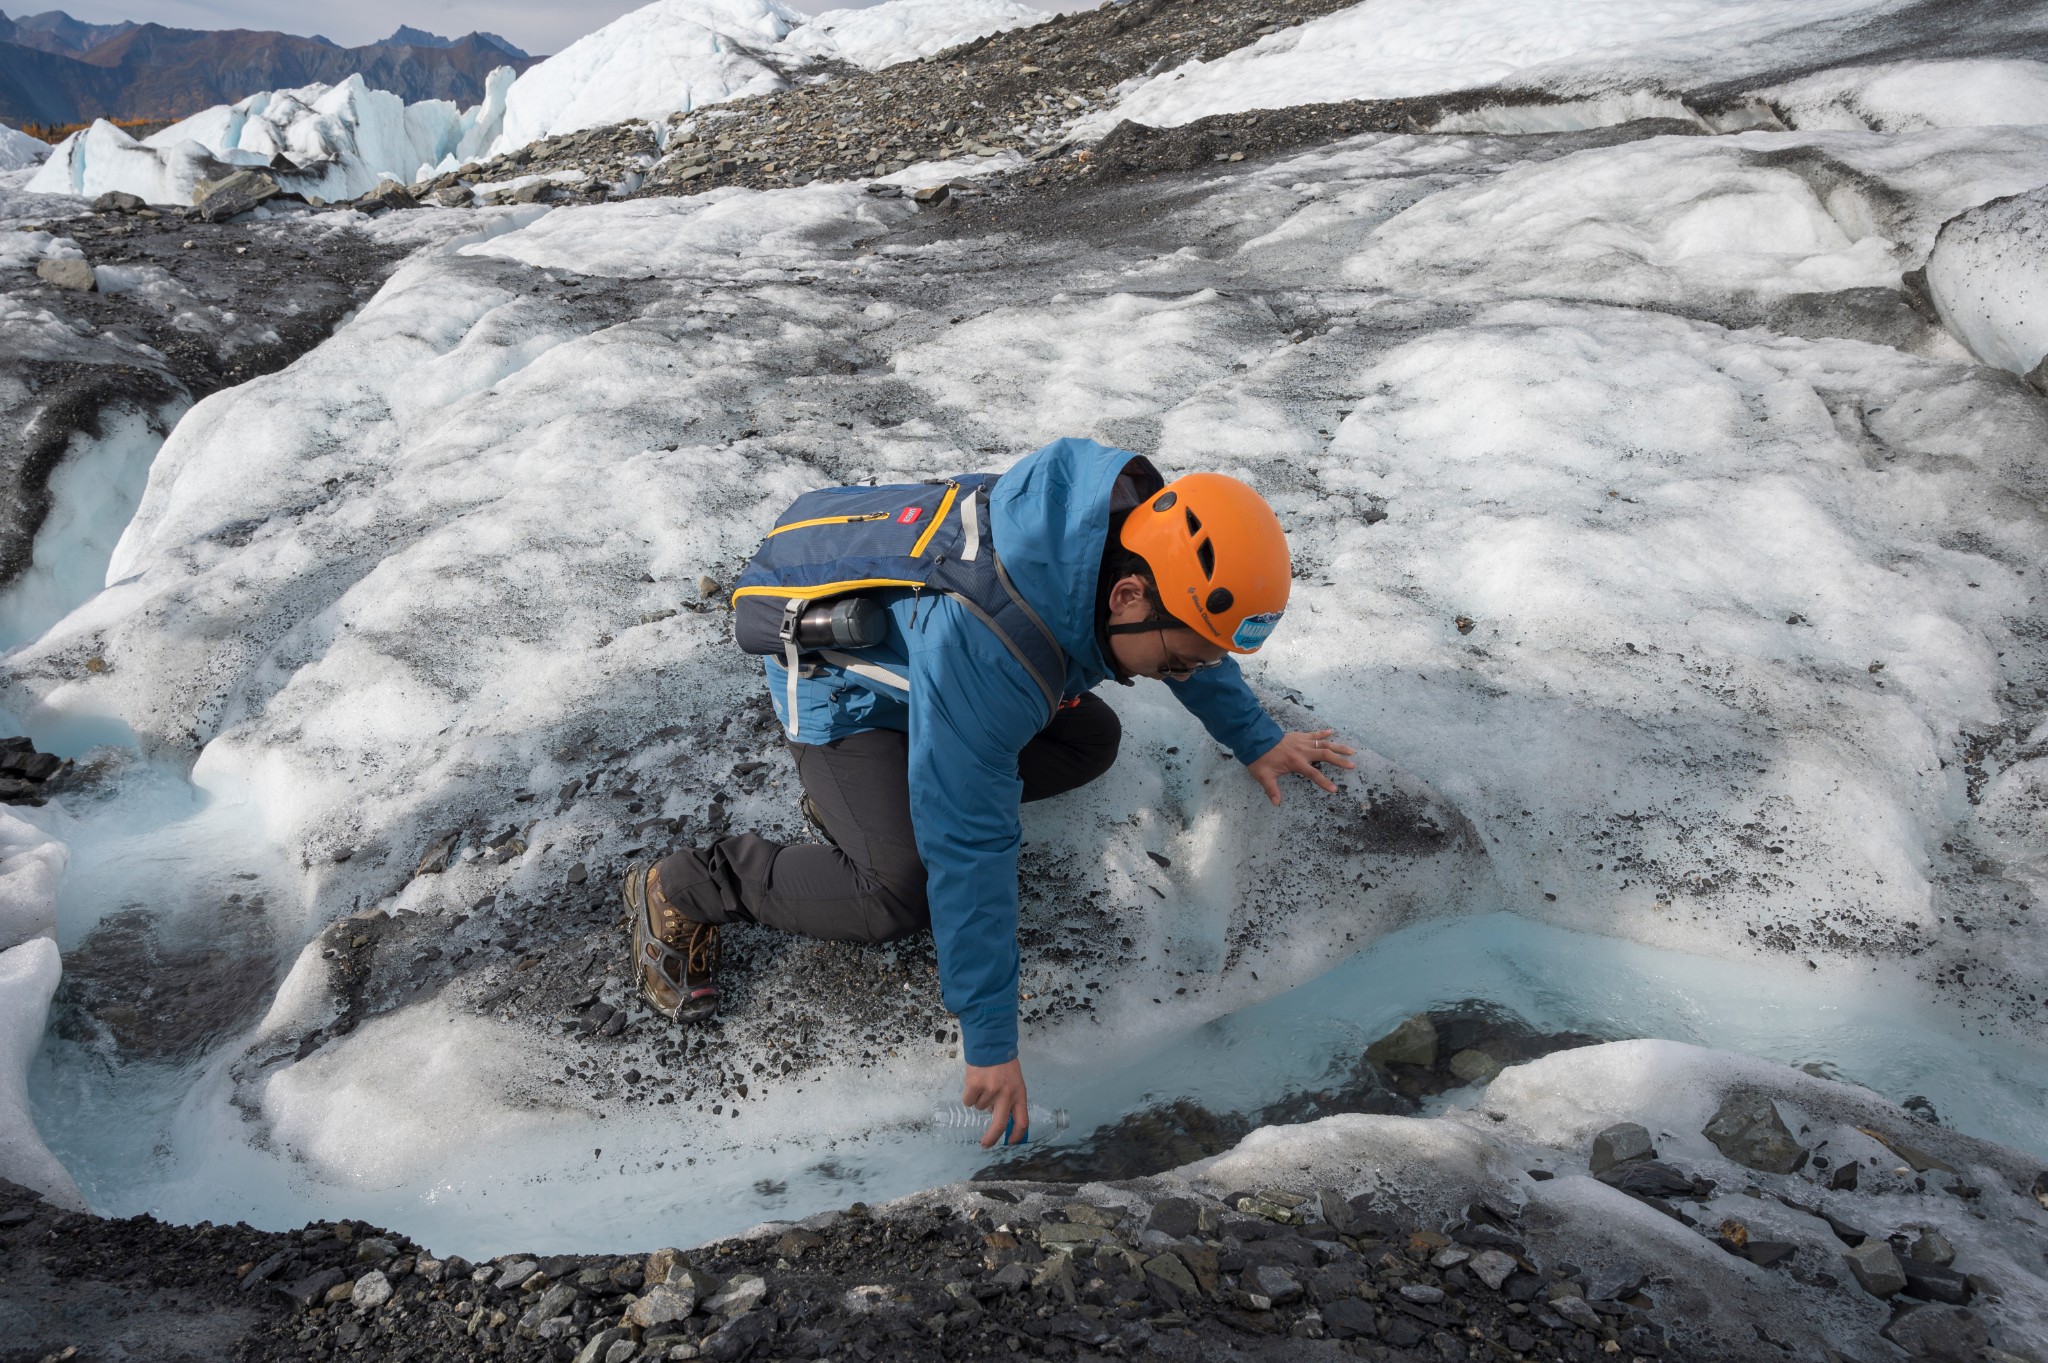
962, 1057, 1030, 1148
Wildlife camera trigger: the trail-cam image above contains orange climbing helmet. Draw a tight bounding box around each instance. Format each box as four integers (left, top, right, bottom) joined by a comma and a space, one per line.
1118, 473, 1291, 654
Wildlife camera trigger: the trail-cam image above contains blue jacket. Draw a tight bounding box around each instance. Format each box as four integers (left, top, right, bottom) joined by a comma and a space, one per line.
763, 437, 1284, 1065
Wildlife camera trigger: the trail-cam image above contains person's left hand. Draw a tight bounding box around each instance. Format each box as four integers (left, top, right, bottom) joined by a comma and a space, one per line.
1246, 728, 1357, 806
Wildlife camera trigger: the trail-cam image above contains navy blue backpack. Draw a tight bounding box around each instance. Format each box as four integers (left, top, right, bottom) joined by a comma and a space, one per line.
731, 475, 1066, 739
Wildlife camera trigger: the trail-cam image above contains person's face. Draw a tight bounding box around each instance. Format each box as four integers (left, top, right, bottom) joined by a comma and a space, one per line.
1104, 575, 1229, 681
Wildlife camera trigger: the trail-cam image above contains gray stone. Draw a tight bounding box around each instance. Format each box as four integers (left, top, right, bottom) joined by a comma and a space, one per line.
1701, 1091, 1806, 1174
1248, 1265, 1301, 1304
575, 1327, 635, 1363
1881, 1303, 1988, 1363
1449, 1048, 1503, 1083
1589, 1121, 1656, 1174
604, 1342, 638, 1363
704, 1272, 765, 1316
496, 1257, 541, 1286
989, 1262, 1031, 1292
1910, 1229, 1955, 1265
1366, 1014, 1437, 1068
430, 185, 475, 207
1900, 1259, 1970, 1305
1429, 1246, 1471, 1269
277, 1267, 346, 1306
413, 1255, 444, 1282
414, 830, 461, 876
194, 169, 280, 204
1322, 1297, 1378, 1339
1146, 1197, 1200, 1239
1844, 1241, 1906, 1297
1143, 1252, 1198, 1301
350, 1270, 393, 1310
354, 1236, 398, 1262
36, 257, 95, 291
93, 190, 146, 212
520, 1282, 579, 1329
642, 1247, 685, 1283
359, 179, 419, 210
1469, 1249, 1518, 1290
1397, 1284, 1444, 1305
627, 1282, 696, 1327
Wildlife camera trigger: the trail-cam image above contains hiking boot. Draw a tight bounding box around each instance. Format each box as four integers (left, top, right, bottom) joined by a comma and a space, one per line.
799, 791, 838, 849
626, 862, 719, 1023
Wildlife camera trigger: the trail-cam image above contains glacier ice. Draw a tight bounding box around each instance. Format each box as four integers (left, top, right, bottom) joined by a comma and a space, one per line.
1074, 0, 1900, 136
1925, 183, 2048, 378
0, 805, 79, 1211
478, 0, 800, 161
27, 75, 504, 206
19, 0, 1051, 208
778, 0, 1048, 73
10, 103, 2048, 1259
0, 121, 49, 173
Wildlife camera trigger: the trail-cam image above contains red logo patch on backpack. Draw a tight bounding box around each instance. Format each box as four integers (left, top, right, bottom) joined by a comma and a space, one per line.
897, 507, 923, 524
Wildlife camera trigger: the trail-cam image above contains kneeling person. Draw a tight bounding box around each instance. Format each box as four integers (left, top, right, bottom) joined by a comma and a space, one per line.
626, 437, 1355, 1147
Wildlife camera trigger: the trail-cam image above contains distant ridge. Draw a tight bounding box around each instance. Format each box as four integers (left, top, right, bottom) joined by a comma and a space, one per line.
0, 9, 544, 127
383, 24, 528, 59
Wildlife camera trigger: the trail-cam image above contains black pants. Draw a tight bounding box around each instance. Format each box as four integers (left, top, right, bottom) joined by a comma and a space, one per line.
653, 692, 1120, 940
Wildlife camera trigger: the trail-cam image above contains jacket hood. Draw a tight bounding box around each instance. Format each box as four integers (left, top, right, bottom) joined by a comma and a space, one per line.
989, 436, 1157, 689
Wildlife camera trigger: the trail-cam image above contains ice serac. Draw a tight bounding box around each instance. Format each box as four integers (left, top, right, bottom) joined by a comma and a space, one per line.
0, 122, 50, 172
1924, 185, 2048, 380
482, 0, 803, 159
23, 73, 523, 206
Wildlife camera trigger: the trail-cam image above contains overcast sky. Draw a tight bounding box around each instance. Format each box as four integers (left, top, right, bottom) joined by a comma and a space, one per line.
26, 0, 1097, 54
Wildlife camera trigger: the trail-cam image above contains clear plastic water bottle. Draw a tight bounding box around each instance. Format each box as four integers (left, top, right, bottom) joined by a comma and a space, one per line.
929, 1103, 1070, 1145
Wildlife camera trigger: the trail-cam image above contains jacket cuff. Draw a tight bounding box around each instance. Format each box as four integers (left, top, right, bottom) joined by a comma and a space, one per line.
959, 1007, 1019, 1068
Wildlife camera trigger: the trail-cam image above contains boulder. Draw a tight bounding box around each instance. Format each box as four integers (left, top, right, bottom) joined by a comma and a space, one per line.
358, 180, 419, 211
93, 190, 146, 213
193, 170, 280, 222
1365, 1014, 1437, 1068
35, 257, 95, 291
1844, 1240, 1906, 1297
1701, 1091, 1806, 1174
1589, 1122, 1655, 1174
1449, 1048, 1503, 1083
1881, 1304, 1989, 1363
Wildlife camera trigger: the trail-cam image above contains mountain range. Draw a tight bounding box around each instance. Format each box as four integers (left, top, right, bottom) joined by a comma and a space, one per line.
0, 9, 540, 128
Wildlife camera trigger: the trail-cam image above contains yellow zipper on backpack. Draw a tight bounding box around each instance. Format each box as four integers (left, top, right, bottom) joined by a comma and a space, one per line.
764, 511, 892, 537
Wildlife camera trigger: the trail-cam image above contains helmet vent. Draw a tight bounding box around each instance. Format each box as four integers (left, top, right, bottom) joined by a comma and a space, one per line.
1184, 509, 1203, 535
1195, 538, 1216, 578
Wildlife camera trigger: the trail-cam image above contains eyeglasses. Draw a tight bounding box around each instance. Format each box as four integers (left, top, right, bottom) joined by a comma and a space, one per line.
1107, 614, 1225, 680
1158, 642, 1224, 680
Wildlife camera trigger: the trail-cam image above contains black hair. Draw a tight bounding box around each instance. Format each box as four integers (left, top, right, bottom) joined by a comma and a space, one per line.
1096, 508, 1162, 684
